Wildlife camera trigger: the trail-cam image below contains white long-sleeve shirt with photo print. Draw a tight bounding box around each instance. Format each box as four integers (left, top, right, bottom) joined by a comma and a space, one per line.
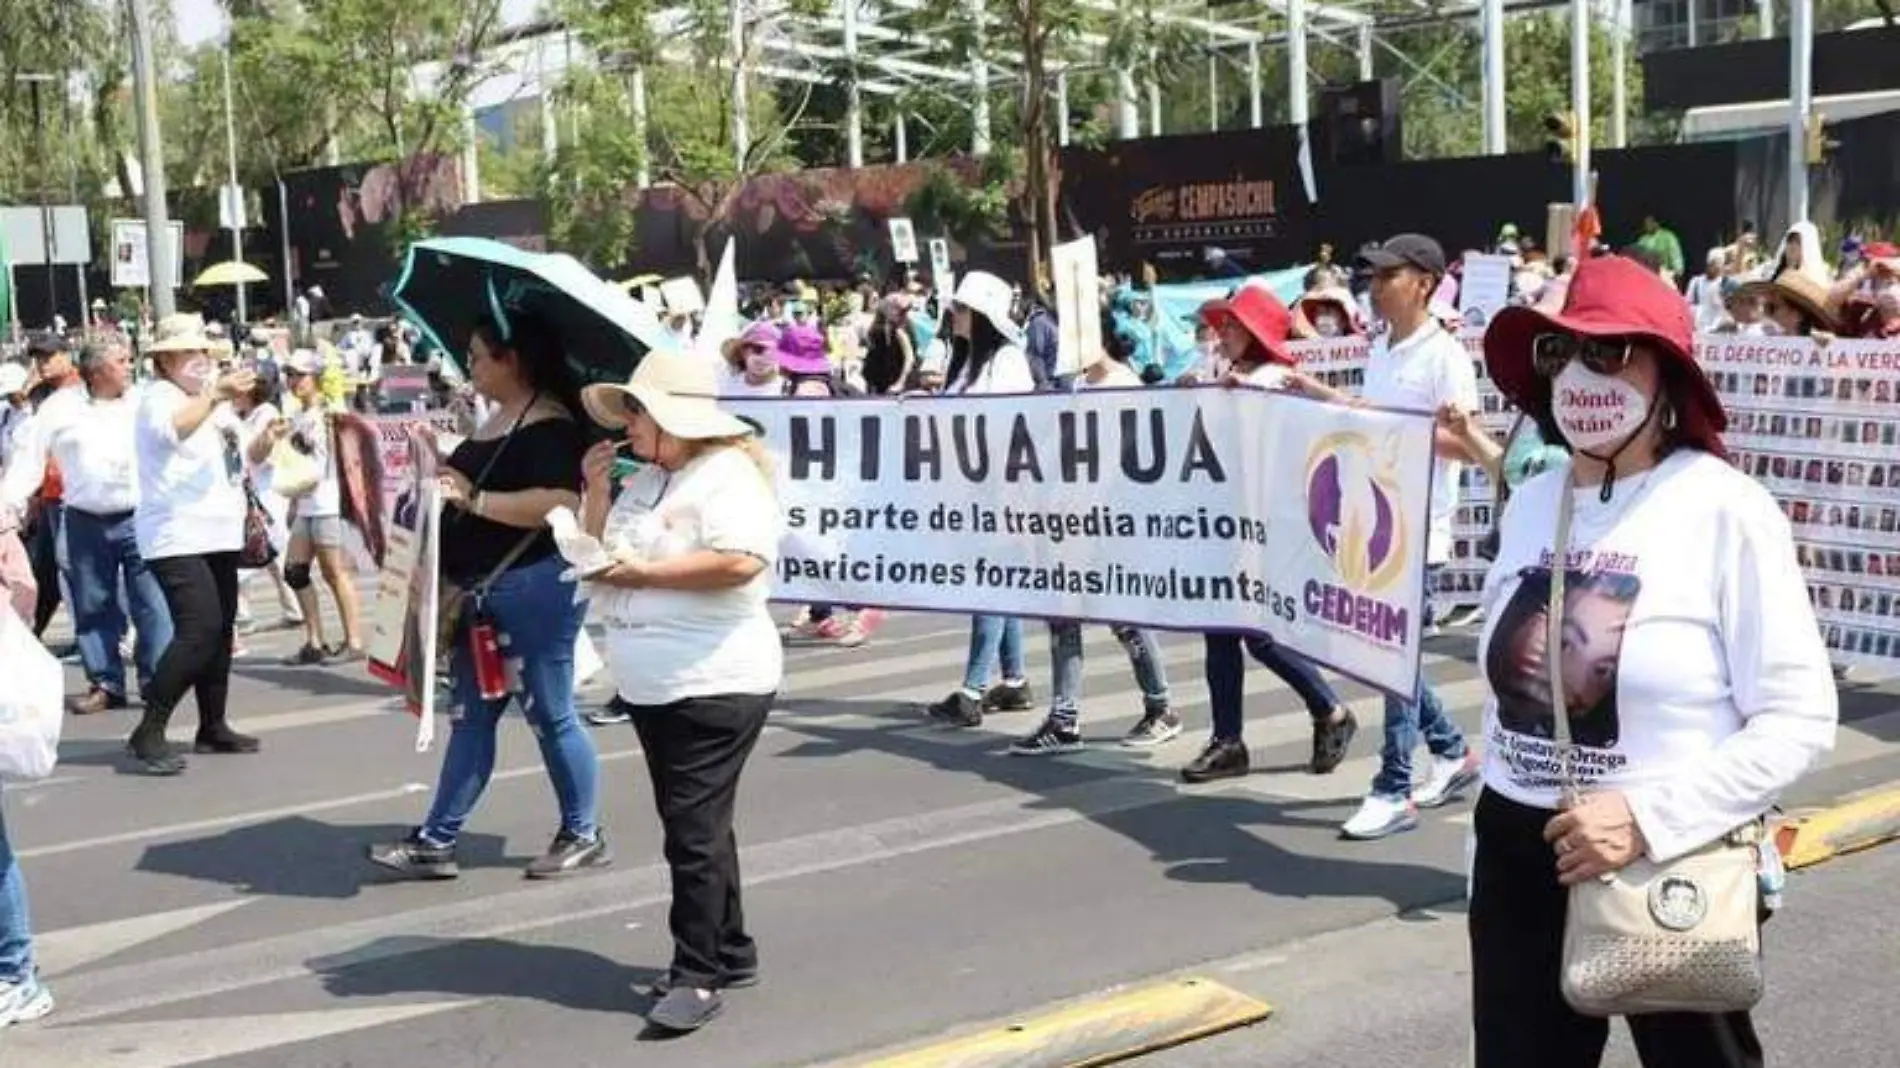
1476, 449, 1838, 862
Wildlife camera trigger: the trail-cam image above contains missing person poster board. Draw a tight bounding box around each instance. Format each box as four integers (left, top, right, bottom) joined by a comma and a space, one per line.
927, 237, 954, 297
366, 422, 442, 752
1459, 254, 1513, 327
888, 217, 920, 263
726, 389, 1438, 698
1050, 236, 1102, 377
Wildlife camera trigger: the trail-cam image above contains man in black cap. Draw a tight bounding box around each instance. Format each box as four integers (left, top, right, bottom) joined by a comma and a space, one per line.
1292, 232, 1484, 840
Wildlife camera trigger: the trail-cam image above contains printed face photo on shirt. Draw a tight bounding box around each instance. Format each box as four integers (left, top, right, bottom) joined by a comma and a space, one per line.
1486, 566, 1640, 749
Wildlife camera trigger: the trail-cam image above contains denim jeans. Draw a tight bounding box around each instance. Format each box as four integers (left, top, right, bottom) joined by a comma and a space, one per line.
0, 796, 34, 984
62, 508, 173, 698
423, 556, 600, 845
1048, 622, 1169, 726
961, 614, 1025, 693
1371, 566, 1468, 796
1205, 633, 1341, 741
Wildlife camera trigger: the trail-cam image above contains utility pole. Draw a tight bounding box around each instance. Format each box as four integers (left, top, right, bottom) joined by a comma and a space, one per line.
221, 44, 247, 323
63, 73, 90, 321
128, 0, 175, 318
17, 74, 59, 325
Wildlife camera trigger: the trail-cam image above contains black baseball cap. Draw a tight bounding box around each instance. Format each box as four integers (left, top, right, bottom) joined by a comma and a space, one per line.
1356, 233, 1448, 278
24, 332, 69, 359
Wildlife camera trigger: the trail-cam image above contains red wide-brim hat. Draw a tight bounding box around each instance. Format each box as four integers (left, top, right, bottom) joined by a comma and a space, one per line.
1199, 283, 1297, 367
1483, 254, 1727, 457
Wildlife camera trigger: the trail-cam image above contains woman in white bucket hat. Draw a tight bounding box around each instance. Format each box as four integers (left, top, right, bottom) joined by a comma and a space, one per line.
575, 349, 784, 1034
927, 271, 1036, 728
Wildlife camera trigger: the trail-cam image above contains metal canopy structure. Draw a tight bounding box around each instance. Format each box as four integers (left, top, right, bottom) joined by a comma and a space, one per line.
457, 0, 1804, 220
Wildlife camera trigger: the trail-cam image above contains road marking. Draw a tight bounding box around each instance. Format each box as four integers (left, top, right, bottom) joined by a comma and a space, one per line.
37, 898, 258, 978
0, 1000, 477, 1068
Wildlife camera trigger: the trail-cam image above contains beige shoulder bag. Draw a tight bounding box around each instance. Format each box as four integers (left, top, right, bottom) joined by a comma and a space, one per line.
1546, 477, 1766, 1017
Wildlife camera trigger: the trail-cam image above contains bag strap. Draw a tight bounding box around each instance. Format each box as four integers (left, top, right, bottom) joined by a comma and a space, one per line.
452, 393, 539, 525
1546, 469, 1580, 805
475, 530, 541, 596
462, 394, 548, 597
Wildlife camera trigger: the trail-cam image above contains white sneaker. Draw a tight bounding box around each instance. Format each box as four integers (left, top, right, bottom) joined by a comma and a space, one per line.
1341, 793, 1418, 840
1413, 752, 1481, 809
0, 975, 54, 1027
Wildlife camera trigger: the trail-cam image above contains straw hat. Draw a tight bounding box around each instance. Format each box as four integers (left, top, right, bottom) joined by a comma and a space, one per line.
146, 313, 218, 355
1737, 270, 1839, 332
581, 350, 755, 441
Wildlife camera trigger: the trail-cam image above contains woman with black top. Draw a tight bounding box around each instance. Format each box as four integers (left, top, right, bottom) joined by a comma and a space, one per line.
368, 313, 607, 881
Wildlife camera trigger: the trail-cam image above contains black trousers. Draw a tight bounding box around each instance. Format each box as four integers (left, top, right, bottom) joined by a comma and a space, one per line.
139, 552, 241, 735
629, 692, 773, 990
25, 504, 62, 636
1470, 789, 1763, 1068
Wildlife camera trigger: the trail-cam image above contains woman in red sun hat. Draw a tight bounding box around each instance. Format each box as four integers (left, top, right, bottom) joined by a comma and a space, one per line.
1465, 255, 1838, 1067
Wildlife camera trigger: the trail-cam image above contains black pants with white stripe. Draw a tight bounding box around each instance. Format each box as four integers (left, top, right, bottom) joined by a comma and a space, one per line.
1469, 789, 1763, 1068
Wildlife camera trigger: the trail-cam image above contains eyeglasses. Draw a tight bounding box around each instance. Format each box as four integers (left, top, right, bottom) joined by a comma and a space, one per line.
1531, 333, 1633, 378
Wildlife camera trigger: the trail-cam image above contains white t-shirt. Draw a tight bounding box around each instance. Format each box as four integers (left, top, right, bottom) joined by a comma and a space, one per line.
241, 404, 291, 546
947, 343, 1035, 395
1477, 451, 1837, 861
591, 447, 785, 705
288, 407, 341, 518
1361, 321, 1478, 565
717, 363, 783, 399
1081, 361, 1143, 390
134, 380, 246, 560
1237, 362, 1290, 390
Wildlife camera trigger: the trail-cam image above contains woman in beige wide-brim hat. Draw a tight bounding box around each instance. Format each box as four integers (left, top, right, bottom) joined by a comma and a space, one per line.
1736, 270, 1839, 337
126, 313, 263, 775
575, 349, 784, 1034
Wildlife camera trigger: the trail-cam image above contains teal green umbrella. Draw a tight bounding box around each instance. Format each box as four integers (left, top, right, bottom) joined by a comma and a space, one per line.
390, 237, 669, 388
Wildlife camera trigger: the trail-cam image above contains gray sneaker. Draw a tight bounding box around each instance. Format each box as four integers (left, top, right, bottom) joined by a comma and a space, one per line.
524, 830, 611, 880
647, 985, 724, 1032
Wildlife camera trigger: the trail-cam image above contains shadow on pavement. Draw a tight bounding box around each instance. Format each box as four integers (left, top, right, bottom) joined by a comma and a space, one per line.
312, 935, 659, 1014
233, 662, 393, 699
135, 817, 519, 898
771, 716, 1461, 911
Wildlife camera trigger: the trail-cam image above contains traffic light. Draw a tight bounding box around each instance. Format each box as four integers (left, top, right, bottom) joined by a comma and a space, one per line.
1544, 111, 1577, 164
1804, 113, 1836, 165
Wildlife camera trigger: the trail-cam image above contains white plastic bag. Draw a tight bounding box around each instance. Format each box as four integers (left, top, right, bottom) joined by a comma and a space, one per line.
0, 604, 63, 780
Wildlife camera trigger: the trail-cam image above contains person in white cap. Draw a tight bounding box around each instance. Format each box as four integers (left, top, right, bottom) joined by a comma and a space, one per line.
927, 271, 1036, 729
125, 314, 261, 775
574, 347, 783, 1034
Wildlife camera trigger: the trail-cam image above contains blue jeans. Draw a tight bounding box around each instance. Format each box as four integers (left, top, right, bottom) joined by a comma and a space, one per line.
0, 797, 34, 984
1372, 567, 1468, 796
1205, 633, 1340, 741
423, 556, 600, 845
961, 614, 1025, 693
1048, 622, 1169, 726
62, 508, 173, 698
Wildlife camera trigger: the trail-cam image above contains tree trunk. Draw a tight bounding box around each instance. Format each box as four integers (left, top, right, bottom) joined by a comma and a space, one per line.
1019, 12, 1055, 292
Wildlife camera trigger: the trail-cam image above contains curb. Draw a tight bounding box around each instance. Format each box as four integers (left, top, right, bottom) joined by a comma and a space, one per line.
830, 977, 1271, 1068
1773, 783, 1900, 870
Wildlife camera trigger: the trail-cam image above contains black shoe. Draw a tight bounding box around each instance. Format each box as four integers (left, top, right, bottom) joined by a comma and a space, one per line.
926, 691, 983, 728
586, 697, 633, 726
983, 681, 1034, 712
524, 830, 612, 879
194, 728, 261, 754
647, 968, 758, 998
367, 830, 460, 880
1121, 707, 1184, 748
124, 728, 186, 776
1308, 709, 1358, 775
647, 985, 724, 1032
283, 644, 326, 666
1180, 737, 1250, 784
1008, 717, 1084, 757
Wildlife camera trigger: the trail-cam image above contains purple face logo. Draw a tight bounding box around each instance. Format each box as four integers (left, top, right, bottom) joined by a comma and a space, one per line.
1306, 434, 1406, 591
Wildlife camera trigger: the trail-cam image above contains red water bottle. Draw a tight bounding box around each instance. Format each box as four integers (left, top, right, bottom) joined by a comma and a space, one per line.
468, 615, 509, 701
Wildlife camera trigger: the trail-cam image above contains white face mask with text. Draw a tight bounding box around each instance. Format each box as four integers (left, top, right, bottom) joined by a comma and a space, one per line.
176, 356, 213, 395
1553, 362, 1651, 453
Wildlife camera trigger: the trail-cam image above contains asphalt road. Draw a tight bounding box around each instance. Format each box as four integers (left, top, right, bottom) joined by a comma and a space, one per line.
6, 589, 1899, 1068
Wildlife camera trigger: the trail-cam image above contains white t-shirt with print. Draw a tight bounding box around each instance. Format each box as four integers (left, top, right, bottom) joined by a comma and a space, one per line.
1361, 321, 1478, 564
288, 407, 341, 518
591, 447, 785, 705
134, 380, 247, 560
1476, 450, 1837, 861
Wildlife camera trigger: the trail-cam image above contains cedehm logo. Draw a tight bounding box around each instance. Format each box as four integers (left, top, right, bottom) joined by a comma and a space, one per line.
1302, 430, 1412, 646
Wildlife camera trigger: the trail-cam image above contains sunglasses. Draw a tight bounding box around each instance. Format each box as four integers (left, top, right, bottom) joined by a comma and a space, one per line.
1531, 333, 1633, 379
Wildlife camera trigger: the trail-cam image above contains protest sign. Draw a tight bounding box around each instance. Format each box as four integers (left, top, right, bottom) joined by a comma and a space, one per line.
1050, 236, 1101, 377
1459, 254, 1513, 326
927, 237, 954, 297
888, 217, 920, 263
728, 388, 1438, 698
365, 421, 442, 752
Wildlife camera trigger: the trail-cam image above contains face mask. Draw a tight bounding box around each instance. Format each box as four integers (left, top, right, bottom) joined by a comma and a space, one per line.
1552, 362, 1651, 452
1314, 314, 1343, 338
176, 356, 213, 395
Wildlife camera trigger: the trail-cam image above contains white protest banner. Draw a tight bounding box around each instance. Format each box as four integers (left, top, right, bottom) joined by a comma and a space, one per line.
1050, 236, 1101, 377
927, 237, 954, 296
660, 275, 705, 316
1459, 253, 1513, 327
366, 422, 442, 752
727, 389, 1438, 697
888, 217, 920, 263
